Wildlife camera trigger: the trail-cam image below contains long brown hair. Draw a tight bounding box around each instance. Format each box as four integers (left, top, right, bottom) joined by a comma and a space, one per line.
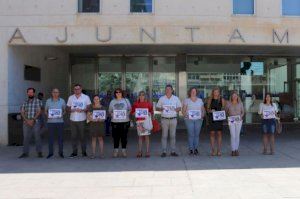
137, 91, 149, 102
263, 93, 273, 106
229, 91, 241, 104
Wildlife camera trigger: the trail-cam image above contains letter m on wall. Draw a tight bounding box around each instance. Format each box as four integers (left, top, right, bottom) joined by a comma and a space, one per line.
273, 29, 289, 44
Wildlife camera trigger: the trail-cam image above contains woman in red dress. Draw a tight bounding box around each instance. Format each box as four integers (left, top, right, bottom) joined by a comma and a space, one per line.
131, 91, 154, 158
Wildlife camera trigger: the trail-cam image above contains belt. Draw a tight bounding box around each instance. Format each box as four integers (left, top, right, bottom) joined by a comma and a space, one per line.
162, 117, 177, 120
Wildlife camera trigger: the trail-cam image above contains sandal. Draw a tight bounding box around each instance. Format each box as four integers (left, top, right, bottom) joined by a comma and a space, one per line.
262, 149, 267, 155
210, 150, 216, 156
136, 152, 142, 158
217, 151, 222, 156
145, 152, 150, 158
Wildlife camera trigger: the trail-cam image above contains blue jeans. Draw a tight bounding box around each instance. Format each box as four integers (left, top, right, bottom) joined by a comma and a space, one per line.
262, 119, 276, 134
184, 119, 203, 150
47, 123, 64, 155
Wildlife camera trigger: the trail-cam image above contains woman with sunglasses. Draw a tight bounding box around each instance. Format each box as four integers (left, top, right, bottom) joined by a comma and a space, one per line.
109, 88, 132, 158
131, 91, 154, 158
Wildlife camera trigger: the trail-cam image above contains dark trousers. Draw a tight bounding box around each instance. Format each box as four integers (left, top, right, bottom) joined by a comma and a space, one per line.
105, 117, 111, 135
111, 122, 129, 149
70, 121, 86, 154
47, 123, 64, 155
22, 121, 42, 154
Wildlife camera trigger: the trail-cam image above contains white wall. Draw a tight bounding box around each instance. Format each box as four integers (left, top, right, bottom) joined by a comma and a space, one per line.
8, 46, 69, 113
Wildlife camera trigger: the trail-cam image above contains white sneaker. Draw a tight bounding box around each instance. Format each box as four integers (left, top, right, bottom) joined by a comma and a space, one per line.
122, 149, 127, 158
113, 149, 118, 158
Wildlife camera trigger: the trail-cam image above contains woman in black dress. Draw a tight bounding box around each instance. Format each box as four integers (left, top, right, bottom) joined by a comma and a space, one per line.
206, 87, 226, 156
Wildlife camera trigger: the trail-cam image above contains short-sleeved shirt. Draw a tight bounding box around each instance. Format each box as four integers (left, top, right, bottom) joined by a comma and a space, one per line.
21, 98, 42, 120
109, 98, 131, 123
156, 95, 182, 118
67, 94, 91, 122
226, 102, 244, 117
183, 98, 204, 119
45, 98, 66, 123
258, 103, 278, 119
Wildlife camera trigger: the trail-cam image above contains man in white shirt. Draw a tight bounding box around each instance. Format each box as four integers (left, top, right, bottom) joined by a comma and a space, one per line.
156, 85, 182, 157
67, 84, 91, 158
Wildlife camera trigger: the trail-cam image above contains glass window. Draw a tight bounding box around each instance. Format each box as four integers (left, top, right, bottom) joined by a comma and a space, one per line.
130, 0, 153, 13
233, 0, 254, 15
78, 0, 100, 13
282, 0, 300, 16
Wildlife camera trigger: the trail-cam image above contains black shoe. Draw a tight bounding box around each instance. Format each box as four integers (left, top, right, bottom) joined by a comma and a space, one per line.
46, 154, 53, 159
189, 150, 194, 155
37, 152, 43, 158
82, 152, 88, 157
161, 152, 167, 158
18, 153, 28, 158
194, 149, 199, 155
170, 152, 179, 157
59, 153, 64, 158
69, 153, 78, 158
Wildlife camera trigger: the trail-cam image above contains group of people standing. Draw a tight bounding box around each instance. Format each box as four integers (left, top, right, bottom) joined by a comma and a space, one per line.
18, 83, 279, 159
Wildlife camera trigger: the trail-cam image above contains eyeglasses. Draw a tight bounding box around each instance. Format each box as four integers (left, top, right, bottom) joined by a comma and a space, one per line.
74, 88, 81, 90
115, 91, 122, 94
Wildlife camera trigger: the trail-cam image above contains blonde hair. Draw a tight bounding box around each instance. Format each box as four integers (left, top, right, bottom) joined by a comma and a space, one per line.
207, 87, 221, 110
229, 91, 241, 104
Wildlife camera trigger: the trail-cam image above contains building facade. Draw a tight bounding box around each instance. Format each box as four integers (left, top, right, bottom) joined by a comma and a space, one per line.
1, 0, 300, 145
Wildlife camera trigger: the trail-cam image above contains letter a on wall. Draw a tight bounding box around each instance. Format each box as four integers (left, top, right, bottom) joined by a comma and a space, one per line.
9, 28, 27, 44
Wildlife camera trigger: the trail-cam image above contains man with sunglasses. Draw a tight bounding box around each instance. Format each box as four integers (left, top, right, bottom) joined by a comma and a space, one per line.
67, 84, 91, 158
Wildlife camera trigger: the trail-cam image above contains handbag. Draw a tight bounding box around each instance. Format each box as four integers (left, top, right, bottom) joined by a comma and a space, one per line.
276, 118, 282, 134
152, 119, 161, 133
142, 115, 153, 131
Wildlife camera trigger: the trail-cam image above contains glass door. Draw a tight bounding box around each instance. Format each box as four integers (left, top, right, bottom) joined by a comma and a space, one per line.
125, 57, 150, 104
71, 57, 97, 97
152, 57, 176, 103
98, 57, 122, 99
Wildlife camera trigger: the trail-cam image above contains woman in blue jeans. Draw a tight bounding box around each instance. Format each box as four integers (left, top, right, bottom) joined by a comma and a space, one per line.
182, 87, 206, 155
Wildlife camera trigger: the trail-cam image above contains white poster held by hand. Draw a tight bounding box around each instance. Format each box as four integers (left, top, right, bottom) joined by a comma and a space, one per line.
135, 108, 149, 119
48, 109, 62, 119
188, 110, 201, 120
213, 110, 226, 121
92, 110, 106, 120
113, 110, 127, 120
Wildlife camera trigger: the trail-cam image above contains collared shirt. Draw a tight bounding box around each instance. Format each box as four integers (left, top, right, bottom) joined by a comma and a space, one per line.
21, 98, 42, 120
45, 98, 66, 123
67, 94, 91, 122
156, 95, 182, 118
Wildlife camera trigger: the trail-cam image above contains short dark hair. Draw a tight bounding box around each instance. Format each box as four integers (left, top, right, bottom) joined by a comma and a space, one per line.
114, 88, 124, 98
74, 84, 82, 88
27, 88, 35, 93
165, 84, 173, 90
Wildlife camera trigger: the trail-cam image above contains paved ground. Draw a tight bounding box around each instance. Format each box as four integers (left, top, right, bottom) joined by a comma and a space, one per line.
1, 127, 300, 199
